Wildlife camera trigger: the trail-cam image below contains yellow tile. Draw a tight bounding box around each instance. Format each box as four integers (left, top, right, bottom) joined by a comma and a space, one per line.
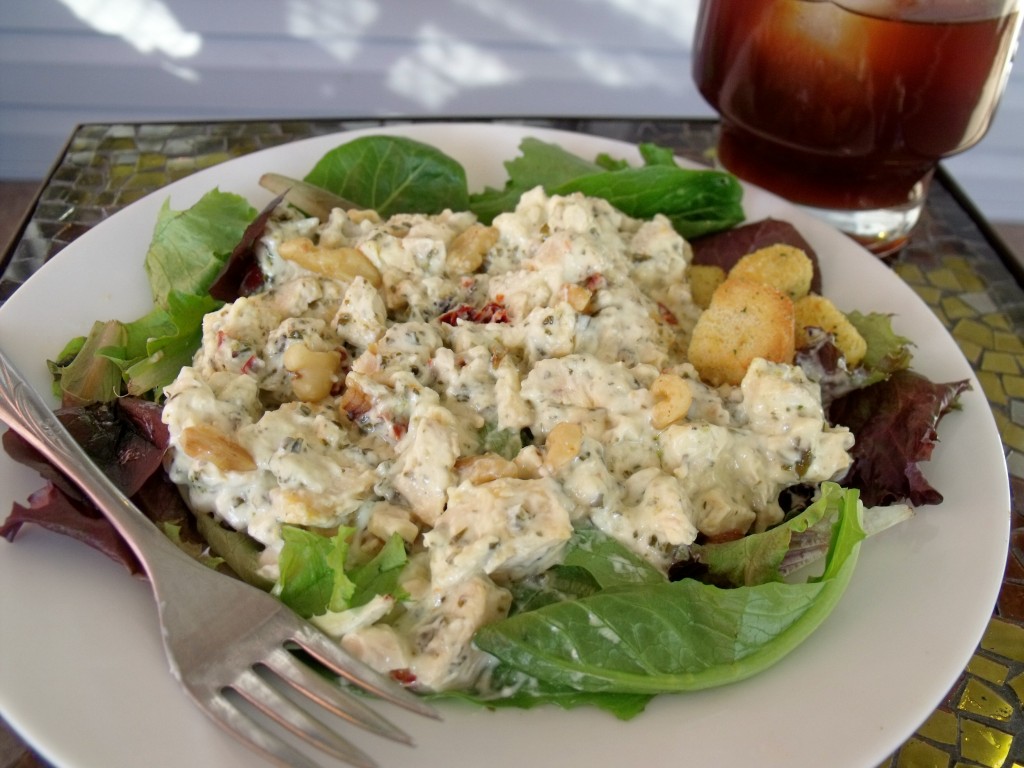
983, 313, 1013, 332
994, 412, 1024, 453
167, 156, 198, 173
957, 678, 1014, 720
966, 654, 1009, 686
980, 618, 1024, 662
917, 708, 958, 745
913, 285, 944, 307
109, 164, 135, 182
896, 738, 950, 768
122, 170, 172, 190
960, 719, 1013, 767
943, 255, 972, 271
963, 275, 987, 292
994, 331, 1024, 354
981, 351, 1022, 375
171, 167, 207, 183
977, 370, 1009, 407
896, 264, 926, 285
940, 296, 977, 320
1005, 374, 1024, 400
928, 268, 964, 291
196, 151, 232, 169
137, 152, 166, 171
98, 135, 137, 151
1009, 671, 1024, 705
958, 339, 985, 366
953, 318, 995, 349
116, 188, 151, 205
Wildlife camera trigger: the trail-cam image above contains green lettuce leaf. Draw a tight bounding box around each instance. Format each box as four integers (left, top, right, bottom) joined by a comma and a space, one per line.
507, 528, 663, 615
192, 510, 273, 590
52, 320, 128, 405
51, 190, 250, 403
276, 526, 355, 618
848, 310, 914, 379
348, 533, 410, 608
562, 527, 665, 588
689, 482, 847, 587
65, 293, 222, 402
275, 526, 408, 618
468, 137, 604, 222
473, 484, 864, 696
144, 189, 257, 308
161, 521, 225, 571
116, 291, 221, 398
441, 664, 654, 720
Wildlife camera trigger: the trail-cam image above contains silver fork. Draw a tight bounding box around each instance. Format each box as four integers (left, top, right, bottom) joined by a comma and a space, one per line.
0, 348, 438, 768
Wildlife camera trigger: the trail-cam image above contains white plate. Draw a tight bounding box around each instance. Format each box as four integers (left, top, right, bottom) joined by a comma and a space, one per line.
0, 123, 1009, 768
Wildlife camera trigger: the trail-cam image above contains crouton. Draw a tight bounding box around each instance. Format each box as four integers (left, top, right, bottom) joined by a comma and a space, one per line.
688, 264, 726, 309
687, 277, 796, 387
794, 294, 867, 367
729, 244, 814, 301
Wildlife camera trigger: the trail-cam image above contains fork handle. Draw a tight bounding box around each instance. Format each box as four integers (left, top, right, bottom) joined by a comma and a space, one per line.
0, 348, 190, 577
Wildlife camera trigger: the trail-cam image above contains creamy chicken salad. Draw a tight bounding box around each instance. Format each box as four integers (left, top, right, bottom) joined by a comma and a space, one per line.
160, 186, 854, 693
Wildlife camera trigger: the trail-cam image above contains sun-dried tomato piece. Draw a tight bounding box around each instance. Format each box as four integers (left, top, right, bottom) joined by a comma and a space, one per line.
438, 302, 509, 325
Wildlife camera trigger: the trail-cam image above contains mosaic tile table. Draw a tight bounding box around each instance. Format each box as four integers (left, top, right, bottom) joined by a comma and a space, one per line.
1, 118, 1021, 768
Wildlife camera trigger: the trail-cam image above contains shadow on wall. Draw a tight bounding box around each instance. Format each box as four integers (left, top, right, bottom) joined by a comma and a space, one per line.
54, 0, 703, 111
10, 0, 1021, 220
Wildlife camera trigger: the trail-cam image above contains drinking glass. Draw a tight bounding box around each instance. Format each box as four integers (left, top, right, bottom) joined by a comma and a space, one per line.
693, 0, 1022, 257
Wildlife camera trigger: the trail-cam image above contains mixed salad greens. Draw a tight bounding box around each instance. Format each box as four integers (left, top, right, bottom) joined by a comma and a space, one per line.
1, 134, 967, 719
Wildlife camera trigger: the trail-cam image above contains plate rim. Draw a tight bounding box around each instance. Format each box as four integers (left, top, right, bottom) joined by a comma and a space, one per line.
0, 121, 1009, 768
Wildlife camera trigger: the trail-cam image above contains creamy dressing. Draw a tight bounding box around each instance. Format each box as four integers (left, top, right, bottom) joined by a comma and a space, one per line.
161, 186, 853, 692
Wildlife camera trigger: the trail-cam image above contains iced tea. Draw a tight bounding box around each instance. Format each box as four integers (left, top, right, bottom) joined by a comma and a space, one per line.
693, 0, 1021, 250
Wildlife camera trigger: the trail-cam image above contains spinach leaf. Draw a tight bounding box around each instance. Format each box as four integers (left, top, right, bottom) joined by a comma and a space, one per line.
474, 484, 863, 695
510, 565, 603, 613
468, 137, 744, 238
468, 137, 604, 223
508, 527, 664, 613
638, 142, 679, 166
304, 135, 469, 217
553, 165, 744, 239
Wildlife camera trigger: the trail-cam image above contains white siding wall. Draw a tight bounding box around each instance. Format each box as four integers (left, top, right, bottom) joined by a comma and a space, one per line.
1, 0, 1021, 222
